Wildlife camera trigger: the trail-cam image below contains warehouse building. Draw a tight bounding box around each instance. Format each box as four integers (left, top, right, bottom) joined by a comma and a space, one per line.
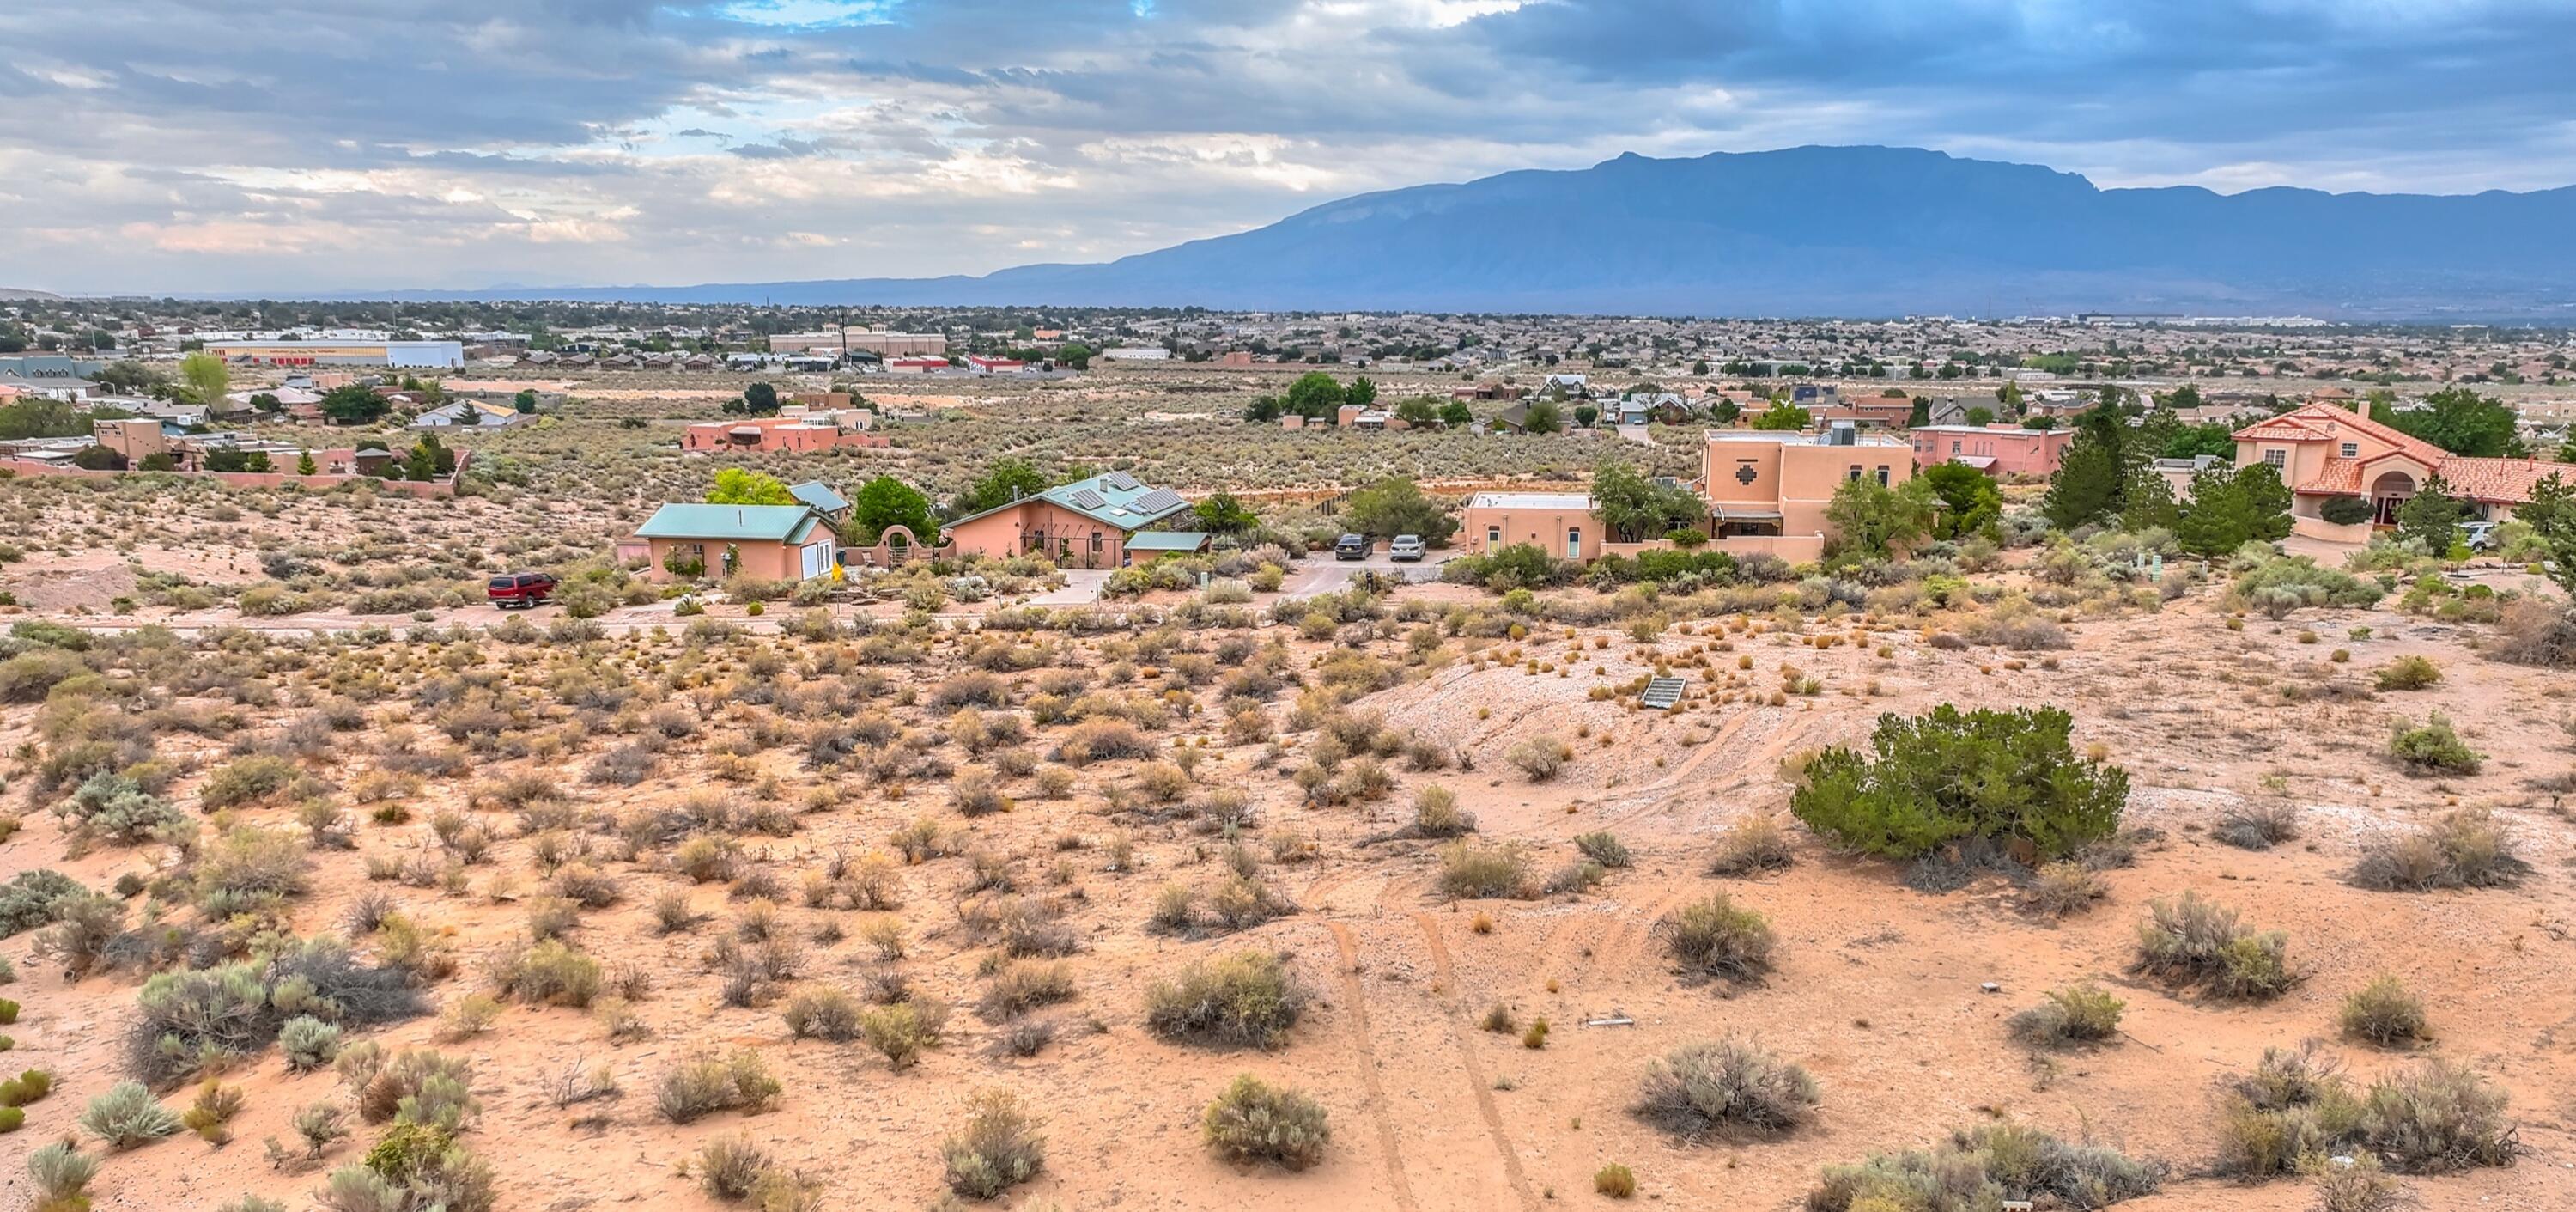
203, 339, 464, 368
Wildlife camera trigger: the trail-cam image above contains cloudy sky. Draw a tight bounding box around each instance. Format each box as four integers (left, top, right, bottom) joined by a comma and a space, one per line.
3, 0, 2572, 295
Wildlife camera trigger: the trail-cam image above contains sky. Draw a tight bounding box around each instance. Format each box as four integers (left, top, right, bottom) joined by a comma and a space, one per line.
3, 0, 2573, 295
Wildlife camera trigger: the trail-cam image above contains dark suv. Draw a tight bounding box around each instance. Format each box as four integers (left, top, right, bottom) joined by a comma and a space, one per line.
1333, 533, 1370, 560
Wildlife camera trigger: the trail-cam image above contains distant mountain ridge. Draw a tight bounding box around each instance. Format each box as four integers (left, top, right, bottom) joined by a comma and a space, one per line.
373, 146, 2576, 318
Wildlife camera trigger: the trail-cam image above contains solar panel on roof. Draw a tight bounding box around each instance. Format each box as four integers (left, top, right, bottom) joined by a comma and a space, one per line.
1067, 488, 1107, 509
1133, 488, 1185, 513
1103, 472, 1141, 491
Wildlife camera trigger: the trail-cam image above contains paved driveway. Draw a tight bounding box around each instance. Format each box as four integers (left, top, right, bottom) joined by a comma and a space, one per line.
1279, 551, 1450, 598
1025, 569, 1110, 606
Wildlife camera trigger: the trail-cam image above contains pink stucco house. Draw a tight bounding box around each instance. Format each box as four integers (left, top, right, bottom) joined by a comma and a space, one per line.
1908, 423, 2075, 478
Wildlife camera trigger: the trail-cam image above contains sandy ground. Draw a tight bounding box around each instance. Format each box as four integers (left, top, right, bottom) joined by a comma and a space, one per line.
0, 582, 2572, 1212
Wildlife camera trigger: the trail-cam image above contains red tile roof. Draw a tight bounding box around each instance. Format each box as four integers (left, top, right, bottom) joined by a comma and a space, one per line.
2242, 402, 2561, 503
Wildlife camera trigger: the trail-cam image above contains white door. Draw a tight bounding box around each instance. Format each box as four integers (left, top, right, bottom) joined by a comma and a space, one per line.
1566, 528, 1582, 559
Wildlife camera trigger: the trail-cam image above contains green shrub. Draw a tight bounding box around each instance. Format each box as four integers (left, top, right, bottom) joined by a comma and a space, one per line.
1662, 894, 1775, 984
942, 1088, 1045, 1199
981, 961, 1077, 1021
79, 1079, 182, 1148
1808, 1122, 2164, 1210
1144, 950, 1306, 1049
0, 870, 87, 939
27, 1139, 99, 1211
653, 1049, 781, 1123
1201, 1074, 1330, 1168
131, 938, 421, 1087
2372, 655, 2441, 691
781, 987, 863, 1041
0, 999, 15, 1025
55, 772, 181, 847
1, 1068, 54, 1106
2228, 556, 2384, 617
2340, 976, 2430, 1047
1791, 705, 2125, 862
489, 939, 602, 1007
1410, 785, 1475, 837
1573, 831, 1633, 868
280, 1016, 342, 1072
1594, 1162, 1637, 1198
2009, 983, 2125, 1048
197, 754, 300, 809
1436, 841, 1533, 899
2385, 712, 2480, 775
1632, 1038, 1819, 1140
2213, 1045, 2513, 1179
859, 1000, 949, 1069
2131, 892, 2295, 1001
2361, 1058, 2516, 1172
2350, 807, 2528, 891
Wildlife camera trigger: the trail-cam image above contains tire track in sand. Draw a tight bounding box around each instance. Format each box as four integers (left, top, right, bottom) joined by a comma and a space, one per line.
1327, 920, 1422, 1212
1410, 911, 1544, 1212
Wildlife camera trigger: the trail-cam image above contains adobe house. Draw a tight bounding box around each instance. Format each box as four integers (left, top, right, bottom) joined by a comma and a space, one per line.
1907, 423, 2075, 478
1460, 491, 1606, 562
942, 472, 1199, 569
2233, 399, 2557, 529
1704, 423, 1914, 545
631, 503, 840, 582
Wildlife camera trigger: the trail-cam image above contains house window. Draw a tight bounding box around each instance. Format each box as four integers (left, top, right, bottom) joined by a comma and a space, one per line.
1846, 465, 1862, 481
2263, 449, 2286, 467
1950, 440, 1961, 454
1090, 530, 1103, 553
1875, 465, 1891, 485
2339, 442, 2358, 458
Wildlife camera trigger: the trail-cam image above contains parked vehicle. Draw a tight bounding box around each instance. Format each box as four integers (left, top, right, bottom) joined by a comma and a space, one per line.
2462, 521, 2498, 551
1334, 533, 1371, 560
486, 572, 558, 609
1388, 534, 1425, 562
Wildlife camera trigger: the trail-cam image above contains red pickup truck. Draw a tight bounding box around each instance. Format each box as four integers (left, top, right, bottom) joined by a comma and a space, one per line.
486, 572, 558, 609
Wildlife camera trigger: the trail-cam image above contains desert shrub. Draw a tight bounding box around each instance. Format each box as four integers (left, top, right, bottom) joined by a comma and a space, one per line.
2385, 712, 2479, 775
2228, 556, 2384, 617
55, 772, 181, 848
2213, 801, 2301, 850
2131, 892, 2294, 1000
0, 869, 85, 940
2020, 861, 2105, 918
27, 1140, 99, 1212
1791, 705, 2124, 862
280, 1015, 343, 1072
130, 937, 422, 1087
1437, 841, 1534, 899
198, 754, 300, 809
2490, 596, 2576, 667
2008, 983, 2124, 1048
1662, 894, 1774, 984
782, 987, 864, 1041
696, 1134, 770, 1200
653, 1049, 781, 1123
942, 1089, 1045, 1199
1807, 1122, 2164, 1210
1144, 950, 1305, 1049
859, 1000, 949, 1069
1410, 784, 1474, 837
489, 939, 602, 1008
2372, 655, 2441, 691
179, 1079, 245, 1144
1632, 1038, 1820, 1140
192, 825, 312, 912
981, 961, 1077, 1020
1707, 816, 1794, 876
79, 1079, 182, 1148
1505, 735, 1573, 782
1053, 719, 1151, 764
2350, 807, 2527, 891
2, 1069, 56, 1106
2306, 1152, 2410, 1212
1201, 1073, 1330, 1168
2361, 1058, 2516, 1172
1594, 1163, 1637, 1198
2215, 1045, 2513, 1179
2340, 976, 2430, 1048
1573, 831, 1633, 868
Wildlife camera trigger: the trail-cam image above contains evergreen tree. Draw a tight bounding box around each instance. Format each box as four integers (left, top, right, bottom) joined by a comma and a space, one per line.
2237, 462, 2293, 541
2394, 475, 2464, 552
2119, 468, 2181, 533
2173, 466, 2256, 555
850, 475, 937, 544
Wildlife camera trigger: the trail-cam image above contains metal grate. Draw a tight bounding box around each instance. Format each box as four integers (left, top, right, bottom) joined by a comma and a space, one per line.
1639, 677, 1688, 710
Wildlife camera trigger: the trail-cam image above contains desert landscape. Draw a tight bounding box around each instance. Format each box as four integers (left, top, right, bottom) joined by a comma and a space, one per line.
0, 356, 2570, 1212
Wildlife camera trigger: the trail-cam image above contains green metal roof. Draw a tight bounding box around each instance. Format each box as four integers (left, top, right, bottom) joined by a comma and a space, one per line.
1124, 531, 1210, 552
787, 480, 848, 513
635, 503, 830, 543
945, 471, 1193, 532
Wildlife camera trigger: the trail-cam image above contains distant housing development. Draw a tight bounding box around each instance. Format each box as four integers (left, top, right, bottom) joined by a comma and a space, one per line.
203, 339, 465, 368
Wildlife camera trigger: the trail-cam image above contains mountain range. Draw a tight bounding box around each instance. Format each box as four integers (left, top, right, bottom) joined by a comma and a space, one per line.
374, 146, 2576, 320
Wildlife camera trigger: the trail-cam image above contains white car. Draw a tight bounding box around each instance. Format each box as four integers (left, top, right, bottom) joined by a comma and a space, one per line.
1388, 535, 1425, 561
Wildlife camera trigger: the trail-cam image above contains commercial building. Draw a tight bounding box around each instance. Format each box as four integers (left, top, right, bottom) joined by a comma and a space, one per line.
203, 339, 465, 368
765, 328, 948, 358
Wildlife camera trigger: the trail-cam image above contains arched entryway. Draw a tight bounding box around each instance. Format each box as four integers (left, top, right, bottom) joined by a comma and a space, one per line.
2368, 470, 2415, 526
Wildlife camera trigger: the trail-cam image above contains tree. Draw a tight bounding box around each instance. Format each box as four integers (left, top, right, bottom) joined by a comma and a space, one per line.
1193, 490, 1258, 534
1437, 399, 1474, 427
2172, 465, 2258, 556
1905, 396, 1930, 427
319, 386, 386, 425
849, 475, 935, 544
249, 393, 281, 413
1572, 403, 1600, 429
1791, 705, 2126, 861
2120, 468, 2181, 533
243, 451, 274, 474
1592, 460, 1703, 542
71, 445, 126, 471
296, 450, 317, 476
1965, 405, 1996, 426
1344, 476, 1455, 543
2020, 415, 2058, 430
1056, 343, 1093, 370
2394, 475, 2464, 552
1242, 395, 1284, 423
1393, 396, 1441, 426
952, 458, 1050, 515
1285, 371, 1346, 420
2375, 387, 2522, 457
1522, 399, 1564, 434
1711, 399, 1741, 423
2518, 474, 2576, 608
138, 452, 178, 472
2156, 383, 2205, 410
2039, 406, 2157, 532
1919, 463, 2002, 541
178, 351, 229, 406
1824, 475, 1937, 562
513, 389, 538, 414
2162, 422, 2237, 460
1346, 376, 1376, 408
1747, 402, 1810, 431
2236, 462, 2293, 541
707, 468, 797, 506
725, 382, 781, 416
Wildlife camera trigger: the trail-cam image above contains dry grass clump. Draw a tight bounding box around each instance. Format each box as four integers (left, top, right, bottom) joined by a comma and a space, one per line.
2130, 892, 2295, 1001
781, 987, 864, 1042
1594, 1163, 1637, 1198
1436, 841, 1534, 899
1200, 1074, 1330, 1169
1143, 950, 1306, 1050
941, 1089, 1045, 1200
1662, 894, 1775, 984
981, 961, 1077, 1021
489, 939, 603, 1008
859, 999, 951, 1069
1807, 1122, 2164, 1210
1706, 816, 1794, 877
1506, 734, 1573, 781
1409, 784, 1475, 837
2372, 655, 2441, 691
2340, 975, 2431, 1048
2020, 861, 2105, 918
653, 1049, 781, 1124
1572, 831, 1633, 868
2214, 1045, 2516, 1179
2213, 801, 2301, 850
2349, 807, 2529, 892
1631, 1038, 1819, 1141
2008, 983, 2124, 1048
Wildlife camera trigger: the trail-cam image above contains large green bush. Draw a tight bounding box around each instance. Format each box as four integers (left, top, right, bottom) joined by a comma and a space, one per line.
1790, 705, 2126, 861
